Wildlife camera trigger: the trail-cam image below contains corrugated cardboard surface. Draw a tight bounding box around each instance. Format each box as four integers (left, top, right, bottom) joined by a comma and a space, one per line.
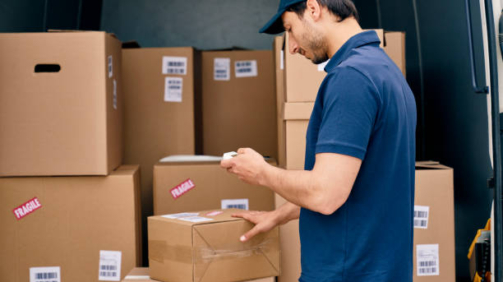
283, 102, 314, 171
284, 29, 404, 102
123, 267, 276, 282
148, 209, 280, 282
414, 163, 455, 282
274, 37, 287, 169
122, 47, 197, 263
153, 160, 275, 215
0, 165, 141, 282
0, 31, 123, 176
201, 50, 277, 159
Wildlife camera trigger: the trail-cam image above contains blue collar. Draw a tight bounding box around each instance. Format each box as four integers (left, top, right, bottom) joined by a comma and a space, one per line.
324, 30, 381, 72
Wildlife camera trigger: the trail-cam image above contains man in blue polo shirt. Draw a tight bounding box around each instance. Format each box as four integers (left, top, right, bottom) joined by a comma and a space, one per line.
220, 0, 416, 281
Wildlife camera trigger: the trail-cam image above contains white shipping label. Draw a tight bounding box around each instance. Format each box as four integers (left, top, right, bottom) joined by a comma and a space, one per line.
30, 266, 61, 282
414, 205, 430, 229
221, 199, 249, 210
416, 244, 440, 276
317, 60, 328, 71
164, 77, 183, 102
99, 250, 122, 281
108, 55, 113, 78
162, 212, 199, 219
162, 56, 187, 75
214, 58, 231, 81
179, 216, 214, 223
235, 60, 258, 78
113, 79, 117, 110
280, 50, 285, 70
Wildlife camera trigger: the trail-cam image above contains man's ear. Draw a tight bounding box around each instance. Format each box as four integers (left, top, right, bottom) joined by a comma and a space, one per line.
306, 0, 322, 21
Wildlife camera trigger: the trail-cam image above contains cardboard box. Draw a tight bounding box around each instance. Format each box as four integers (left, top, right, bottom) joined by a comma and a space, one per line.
283, 30, 405, 102
414, 162, 455, 282
0, 165, 141, 282
0, 31, 123, 176
122, 47, 199, 262
148, 209, 280, 282
201, 50, 277, 159
122, 268, 276, 282
153, 157, 275, 215
274, 36, 287, 168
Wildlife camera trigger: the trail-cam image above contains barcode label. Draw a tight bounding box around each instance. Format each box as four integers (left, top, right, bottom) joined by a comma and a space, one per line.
108, 55, 113, 78
221, 199, 249, 210
317, 60, 329, 71
414, 205, 430, 229
416, 244, 440, 276
99, 250, 121, 281
30, 266, 61, 282
235, 60, 258, 77
162, 56, 187, 75
179, 216, 213, 223
164, 77, 183, 102
113, 79, 117, 110
214, 58, 230, 81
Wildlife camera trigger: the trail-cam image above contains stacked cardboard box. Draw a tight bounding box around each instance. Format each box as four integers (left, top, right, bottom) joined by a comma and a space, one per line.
122, 47, 200, 263
273, 30, 407, 282
0, 31, 141, 281
201, 50, 277, 159
413, 162, 455, 282
153, 157, 276, 215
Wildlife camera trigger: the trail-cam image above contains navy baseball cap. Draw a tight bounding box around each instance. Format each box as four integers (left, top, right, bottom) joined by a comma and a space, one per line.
259, 0, 306, 34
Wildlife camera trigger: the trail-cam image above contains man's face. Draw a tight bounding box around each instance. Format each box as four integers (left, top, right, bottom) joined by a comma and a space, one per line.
282, 11, 329, 64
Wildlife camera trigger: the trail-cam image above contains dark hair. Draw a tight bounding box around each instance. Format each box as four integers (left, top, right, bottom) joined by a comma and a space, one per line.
287, 0, 359, 23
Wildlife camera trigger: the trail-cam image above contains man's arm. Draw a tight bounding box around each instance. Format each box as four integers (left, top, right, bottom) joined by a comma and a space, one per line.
222, 148, 362, 215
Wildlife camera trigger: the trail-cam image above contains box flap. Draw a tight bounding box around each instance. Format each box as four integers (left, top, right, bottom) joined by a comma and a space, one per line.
283, 102, 314, 120
193, 219, 280, 281
415, 161, 452, 170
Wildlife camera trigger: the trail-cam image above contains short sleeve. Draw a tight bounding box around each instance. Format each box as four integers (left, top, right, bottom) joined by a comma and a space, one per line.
315, 67, 380, 160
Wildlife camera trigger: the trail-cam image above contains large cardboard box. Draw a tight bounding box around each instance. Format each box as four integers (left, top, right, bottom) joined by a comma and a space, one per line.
283, 30, 405, 102
122, 268, 276, 282
413, 162, 455, 282
0, 165, 141, 282
153, 157, 275, 215
0, 31, 123, 176
122, 47, 199, 263
148, 209, 280, 282
201, 50, 277, 159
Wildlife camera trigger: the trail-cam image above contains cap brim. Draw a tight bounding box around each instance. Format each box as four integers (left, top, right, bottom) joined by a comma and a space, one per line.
259, 9, 286, 34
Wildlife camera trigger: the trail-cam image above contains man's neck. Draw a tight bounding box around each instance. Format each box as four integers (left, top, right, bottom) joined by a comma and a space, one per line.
325, 18, 363, 59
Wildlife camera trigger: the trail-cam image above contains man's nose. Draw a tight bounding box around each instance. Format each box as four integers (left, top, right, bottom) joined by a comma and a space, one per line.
288, 37, 299, 55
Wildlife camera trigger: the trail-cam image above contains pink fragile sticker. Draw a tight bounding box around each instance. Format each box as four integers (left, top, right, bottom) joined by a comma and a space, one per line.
205, 211, 223, 216
170, 179, 195, 200
13, 197, 42, 220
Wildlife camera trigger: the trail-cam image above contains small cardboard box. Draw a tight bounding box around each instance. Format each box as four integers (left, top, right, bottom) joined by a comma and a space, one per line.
153, 157, 275, 215
283, 30, 405, 102
0, 165, 141, 282
148, 209, 280, 282
413, 162, 455, 282
0, 31, 123, 176
201, 50, 277, 159
122, 267, 276, 282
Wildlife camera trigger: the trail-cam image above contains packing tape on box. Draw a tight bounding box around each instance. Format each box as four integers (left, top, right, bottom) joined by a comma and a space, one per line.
148, 238, 279, 264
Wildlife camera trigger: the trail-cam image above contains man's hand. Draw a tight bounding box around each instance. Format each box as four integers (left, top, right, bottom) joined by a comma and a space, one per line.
232, 210, 279, 242
220, 148, 269, 186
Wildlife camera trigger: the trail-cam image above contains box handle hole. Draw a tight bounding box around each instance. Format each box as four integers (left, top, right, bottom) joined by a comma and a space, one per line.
34, 64, 61, 73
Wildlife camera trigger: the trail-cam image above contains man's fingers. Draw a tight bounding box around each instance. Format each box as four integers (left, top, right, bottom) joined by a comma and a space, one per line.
240, 225, 262, 242
220, 159, 233, 169
237, 148, 246, 154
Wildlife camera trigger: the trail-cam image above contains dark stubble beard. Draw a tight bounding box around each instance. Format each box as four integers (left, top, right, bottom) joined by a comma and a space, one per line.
301, 19, 329, 65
